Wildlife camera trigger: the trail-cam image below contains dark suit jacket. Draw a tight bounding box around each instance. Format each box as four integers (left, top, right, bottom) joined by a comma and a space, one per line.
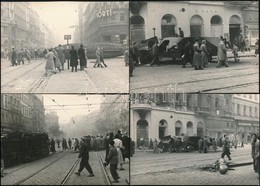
78, 142, 89, 159
106, 146, 118, 165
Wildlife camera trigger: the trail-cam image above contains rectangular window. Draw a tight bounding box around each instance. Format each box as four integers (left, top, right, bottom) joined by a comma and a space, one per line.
120, 13, 125, 21
249, 107, 252, 117
103, 35, 111, 42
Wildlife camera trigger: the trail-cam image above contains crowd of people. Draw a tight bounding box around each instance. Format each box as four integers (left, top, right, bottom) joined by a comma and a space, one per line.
48, 129, 130, 183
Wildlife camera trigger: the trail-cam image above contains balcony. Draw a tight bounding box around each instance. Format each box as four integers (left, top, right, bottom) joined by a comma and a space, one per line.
195, 107, 211, 116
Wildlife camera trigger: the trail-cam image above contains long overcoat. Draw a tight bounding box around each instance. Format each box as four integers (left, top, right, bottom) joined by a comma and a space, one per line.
217, 41, 227, 61
193, 42, 202, 66
70, 49, 78, 67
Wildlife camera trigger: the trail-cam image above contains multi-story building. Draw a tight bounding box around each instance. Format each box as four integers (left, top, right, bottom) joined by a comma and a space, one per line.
45, 111, 59, 139
130, 93, 237, 144
1, 94, 46, 133
233, 94, 259, 144
1, 2, 56, 51
79, 2, 129, 44
98, 95, 129, 133
130, 1, 259, 45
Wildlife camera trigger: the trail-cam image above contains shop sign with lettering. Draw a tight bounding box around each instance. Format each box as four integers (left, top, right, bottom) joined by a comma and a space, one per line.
97, 9, 112, 18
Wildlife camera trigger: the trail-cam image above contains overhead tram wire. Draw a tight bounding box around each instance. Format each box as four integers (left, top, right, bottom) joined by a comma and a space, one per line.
46, 96, 76, 124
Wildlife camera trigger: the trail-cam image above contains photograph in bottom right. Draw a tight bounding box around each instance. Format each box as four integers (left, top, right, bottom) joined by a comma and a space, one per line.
130, 93, 259, 185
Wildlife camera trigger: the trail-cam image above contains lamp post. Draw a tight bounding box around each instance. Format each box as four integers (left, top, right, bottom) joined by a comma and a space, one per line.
152, 28, 156, 37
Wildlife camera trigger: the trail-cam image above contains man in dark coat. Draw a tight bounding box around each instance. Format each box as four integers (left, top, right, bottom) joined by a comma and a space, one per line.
104, 140, 119, 183
221, 135, 232, 160
121, 132, 130, 161
129, 43, 138, 77
150, 41, 160, 66
65, 46, 71, 69
11, 47, 17, 66
78, 44, 86, 70
75, 137, 94, 177
182, 41, 192, 68
70, 46, 78, 72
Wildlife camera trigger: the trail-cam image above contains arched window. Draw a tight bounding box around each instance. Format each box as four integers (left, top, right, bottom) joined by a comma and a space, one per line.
175, 120, 183, 136
130, 15, 145, 43
190, 15, 203, 37
211, 15, 223, 37
186, 121, 193, 136
161, 14, 177, 38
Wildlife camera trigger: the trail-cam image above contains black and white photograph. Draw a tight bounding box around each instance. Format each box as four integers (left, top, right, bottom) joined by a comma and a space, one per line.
1, 94, 129, 185
1, 1, 129, 93
130, 93, 259, 185
129, 1, 259, 93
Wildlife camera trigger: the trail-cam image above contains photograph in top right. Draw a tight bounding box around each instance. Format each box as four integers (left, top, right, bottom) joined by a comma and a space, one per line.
129, 1, 259, 93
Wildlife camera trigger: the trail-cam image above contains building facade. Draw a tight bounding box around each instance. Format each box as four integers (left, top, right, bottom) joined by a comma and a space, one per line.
1, 2, 56, 52
130, 1, 258, 45
130, 93, 260, 145
97, 95, 129, 134
1, 94, 46, 133
45, 111, 59, 139
233, 94, 259, 144
79, 2, 129, 44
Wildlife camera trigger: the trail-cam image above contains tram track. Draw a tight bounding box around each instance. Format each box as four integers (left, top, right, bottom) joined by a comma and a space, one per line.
13, 153, 67, 185
61, 158, 80, 185
1, 60, 39, 76
1, 61, 45, 90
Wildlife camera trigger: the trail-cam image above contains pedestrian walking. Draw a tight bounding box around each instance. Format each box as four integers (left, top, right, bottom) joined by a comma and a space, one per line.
216, 37, 229, 68
65, 46, 71, 69
17, 49, 25, 65
11, 47, 17, 66
124, 49, 129, 66
245, 37, 250, 51
149, 138, 154, 149
44, 49, 56, 75
198, 137, 203, 153
93, 47, 103, 68
100, 47, 107, 67
150, 41, 160, 66
232, 44, 239, 62
53, 49, 62, 72
24, 49, 31, 63
203, 136, 208, 153
130, 138, 135, 157
129, 43, 138, 77
178, 27, 184, 37
104, 140, 119, 183
84, 48, 88, 68
153, 139, 159, 153
193, 39, 203, 70
74, 137, 94, 177
78, 44, 87, 70
240, 36, 246, 53
57, 44, 65, 70
114, 134, 125, 170
50, 138, 56, 154
121, 132, 130, 162
68, 138, 72, 149
74, 138, 80, 151
200, 40, 209, 67
251, 134, 257, 172
182, 41, 192, 68
212, 138, 217, 152
221, 135, 232, 160
70, 46, 78, 72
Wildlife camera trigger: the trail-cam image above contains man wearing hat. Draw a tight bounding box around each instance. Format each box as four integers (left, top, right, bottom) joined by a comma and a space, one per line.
75, 136, 94, 177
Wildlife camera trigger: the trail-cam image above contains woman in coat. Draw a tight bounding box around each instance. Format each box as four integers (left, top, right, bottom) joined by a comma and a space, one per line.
193, 39, 202, 70
53, 49, 62, 72
70, 46, 78, 72
45, 49, 56, 75
216, 38, 229, 67
200, 40, 209, 67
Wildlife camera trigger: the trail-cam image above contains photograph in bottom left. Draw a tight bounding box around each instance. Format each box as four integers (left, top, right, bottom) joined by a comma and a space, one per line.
1, 94, 129, 185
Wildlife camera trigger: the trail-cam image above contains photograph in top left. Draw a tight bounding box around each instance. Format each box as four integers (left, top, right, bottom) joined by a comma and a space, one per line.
1, 2, 129, 94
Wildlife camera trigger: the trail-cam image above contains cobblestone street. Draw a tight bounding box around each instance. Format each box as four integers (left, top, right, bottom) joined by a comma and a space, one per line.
1, 150, 129, 185
130, 54, 259, 93
131, 144, 259, 185
1, 56, 128, 93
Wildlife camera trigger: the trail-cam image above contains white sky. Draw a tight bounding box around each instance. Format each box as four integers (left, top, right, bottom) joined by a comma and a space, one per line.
30, 2, 85, 45
43, 94, 102, 124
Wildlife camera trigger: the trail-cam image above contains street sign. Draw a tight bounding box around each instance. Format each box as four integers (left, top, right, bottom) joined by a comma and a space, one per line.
64, 35, 71, 40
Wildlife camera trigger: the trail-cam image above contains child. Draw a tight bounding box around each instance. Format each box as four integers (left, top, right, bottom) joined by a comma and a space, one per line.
232, 44, 239, 63
104, 140, 119, 183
